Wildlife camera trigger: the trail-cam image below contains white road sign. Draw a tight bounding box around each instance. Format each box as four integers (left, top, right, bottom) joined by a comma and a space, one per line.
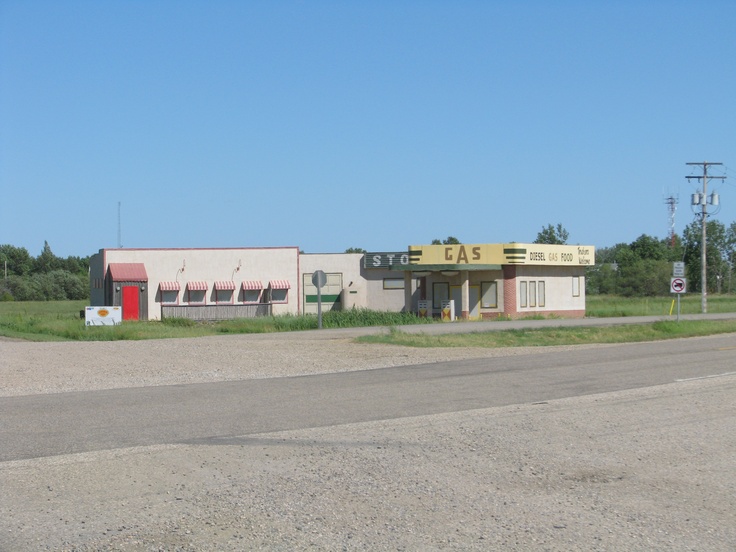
670, 277, 687, 294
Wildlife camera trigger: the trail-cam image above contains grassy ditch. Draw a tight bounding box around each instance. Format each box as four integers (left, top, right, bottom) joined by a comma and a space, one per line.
586, 294, 736, 317
355, 319, 736, 348
0, 301, 435, 342
2, 298, 736, 344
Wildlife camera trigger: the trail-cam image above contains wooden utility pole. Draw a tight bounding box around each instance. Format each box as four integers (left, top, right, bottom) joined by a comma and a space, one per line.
686, 162, 726, 313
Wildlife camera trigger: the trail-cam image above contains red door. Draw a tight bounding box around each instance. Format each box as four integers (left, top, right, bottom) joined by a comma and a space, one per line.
122, 286, 140, 321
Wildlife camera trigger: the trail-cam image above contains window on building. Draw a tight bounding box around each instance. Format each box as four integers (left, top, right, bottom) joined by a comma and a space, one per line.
529, 281, 537, 307
538, 281, 546, 307
432, 282, 450, 310
269, 280, 291, 303
186, 281, 208, 305
159, 282, 180, 305
214, 281, 236, 304
383, 278, 404, 290
520, 281, 528, 308
242, 281, 263, 304
572, 276, 580, 297
481, 281, 498, 308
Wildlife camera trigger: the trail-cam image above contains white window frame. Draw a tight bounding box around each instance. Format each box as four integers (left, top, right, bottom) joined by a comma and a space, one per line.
538, 281, 546, 307
383, 278, 405, 290
520, 281, 528, 308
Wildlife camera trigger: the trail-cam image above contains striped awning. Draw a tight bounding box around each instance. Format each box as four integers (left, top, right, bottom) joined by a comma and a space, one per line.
242, 280, 263, 290
214, 280, 236, 291
186, 281, 208, 291
269, 279, 291, 289
159, 281, 180, 291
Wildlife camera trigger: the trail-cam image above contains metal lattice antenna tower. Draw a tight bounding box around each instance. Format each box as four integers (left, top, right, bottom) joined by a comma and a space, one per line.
664, 195, 678, 247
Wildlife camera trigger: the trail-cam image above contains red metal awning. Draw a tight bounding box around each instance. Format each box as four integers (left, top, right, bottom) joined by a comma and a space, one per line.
269, 279, 291, 289
186, 281, 208, 291
159, 281, 180, 291
241, 280, 263, 290
108, 263, 148, 282
214, 280, 236, 291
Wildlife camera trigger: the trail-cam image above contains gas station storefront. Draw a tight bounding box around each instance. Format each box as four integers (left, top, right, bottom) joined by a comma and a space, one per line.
365, 243, 595, 320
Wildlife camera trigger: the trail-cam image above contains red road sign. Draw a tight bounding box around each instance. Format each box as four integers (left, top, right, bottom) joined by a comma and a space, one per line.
671, 277, 687, 294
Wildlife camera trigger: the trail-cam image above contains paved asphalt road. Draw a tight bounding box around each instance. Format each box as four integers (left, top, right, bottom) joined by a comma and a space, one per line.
2, 328, 735, 463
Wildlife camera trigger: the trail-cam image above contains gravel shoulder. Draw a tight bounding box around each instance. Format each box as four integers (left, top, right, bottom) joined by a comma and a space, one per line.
0, 332, 601, 397
1, 332, 735, 551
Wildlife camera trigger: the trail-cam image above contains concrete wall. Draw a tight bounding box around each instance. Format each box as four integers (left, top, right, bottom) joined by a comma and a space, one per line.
299, 253, 413, 313
90, 247, 300, 320
514, 265, 586, 317
89, 247, 588, 321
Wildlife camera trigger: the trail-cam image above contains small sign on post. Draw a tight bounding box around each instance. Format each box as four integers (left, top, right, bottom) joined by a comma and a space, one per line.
670, 277, 687, 322
670, 277, 686, 294
673, 262, 685, 277
312, 270, 327, 329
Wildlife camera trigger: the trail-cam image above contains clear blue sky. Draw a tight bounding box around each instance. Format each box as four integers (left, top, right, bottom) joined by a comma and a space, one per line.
1, 1, 734, 258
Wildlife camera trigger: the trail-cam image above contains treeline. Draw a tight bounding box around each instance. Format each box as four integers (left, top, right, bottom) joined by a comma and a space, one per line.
4, 219, 736, 301
0, 242, 90, 301
588, 219, 736, 296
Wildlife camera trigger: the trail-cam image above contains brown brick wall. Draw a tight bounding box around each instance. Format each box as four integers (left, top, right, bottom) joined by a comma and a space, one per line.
502, 265, 517, 317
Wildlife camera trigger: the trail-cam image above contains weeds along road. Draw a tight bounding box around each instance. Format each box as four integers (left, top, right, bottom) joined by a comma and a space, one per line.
2, 333, 735, 462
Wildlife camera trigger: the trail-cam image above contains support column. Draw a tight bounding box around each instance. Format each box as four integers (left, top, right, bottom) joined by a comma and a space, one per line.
503, 265, 517, 318
461, 271, 470, 319
404, 271, 413, 313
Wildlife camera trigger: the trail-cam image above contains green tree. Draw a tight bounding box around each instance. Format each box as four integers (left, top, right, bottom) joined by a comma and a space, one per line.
682, 219, 729, 293
534, 224, 569, 245
34, 241, 62, 273
344, 247, 367, 254
0, 244, 33, 276
431, 236, 461, 245
61, 255, 90, 276
588, 236, 677, 297
629, 234, 668, 261
724, 222, 736, 293
616, 259, 671, 297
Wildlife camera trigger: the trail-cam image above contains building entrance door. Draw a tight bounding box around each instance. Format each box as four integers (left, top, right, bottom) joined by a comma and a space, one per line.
122, 286, 140, 320
450, 285, 480, 319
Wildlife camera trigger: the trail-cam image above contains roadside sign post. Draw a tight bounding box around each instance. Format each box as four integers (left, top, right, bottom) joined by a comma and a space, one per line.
670, 276, 687, 322
312, 270, 327, 329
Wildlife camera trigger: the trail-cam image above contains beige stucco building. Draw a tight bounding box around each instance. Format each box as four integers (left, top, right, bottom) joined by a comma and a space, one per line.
89, 242, 594, 321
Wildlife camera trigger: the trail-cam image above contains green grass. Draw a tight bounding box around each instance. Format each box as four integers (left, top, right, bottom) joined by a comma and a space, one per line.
2, 297, 736, 344
0, 302, 435, 342
356, 319, 736, 348
586, 294, 736, 317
